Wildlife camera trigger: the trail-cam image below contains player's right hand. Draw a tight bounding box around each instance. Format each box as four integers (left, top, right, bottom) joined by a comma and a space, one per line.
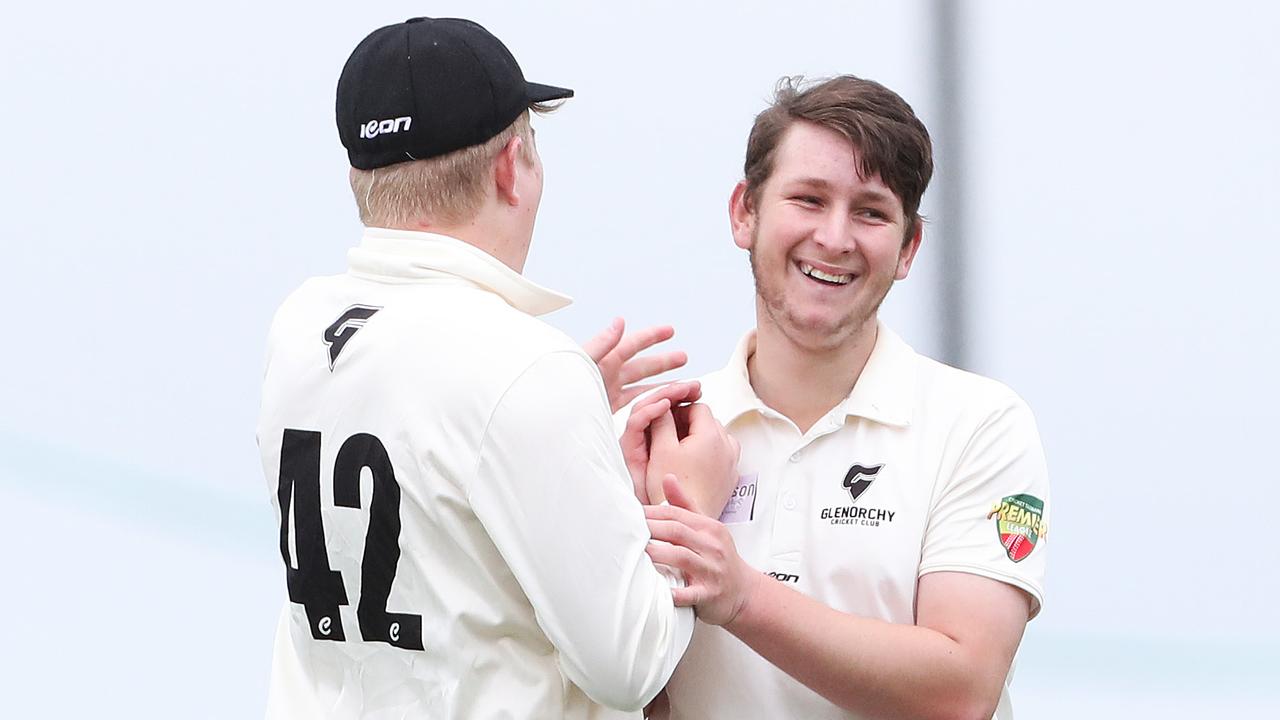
645, 404, 739, 517
643, 474, 762, 627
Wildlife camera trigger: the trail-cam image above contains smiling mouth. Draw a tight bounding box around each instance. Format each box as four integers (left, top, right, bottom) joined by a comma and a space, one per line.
798, 262, 853, 286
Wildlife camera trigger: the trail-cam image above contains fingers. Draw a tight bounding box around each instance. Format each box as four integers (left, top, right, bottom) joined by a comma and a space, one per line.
630, 380, 702, 415
615, 325, 676, 362
624, 397, 671, 439
617, 379, 697, 414
582, 317, 624, 363
621, 382, 696, 440
644, 537, 703, 569
646, 514, 702, 548
621, 397, 672, 503
644, 531, 711, 610
682, 403, 717, 435
615, 383, 666, 410
644, 496, 713, 532
618, 350, 688, 386
656, 380, 702, 406
669, 586, 701, 607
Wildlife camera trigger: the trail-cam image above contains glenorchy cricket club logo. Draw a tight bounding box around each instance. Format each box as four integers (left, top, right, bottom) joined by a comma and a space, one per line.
842, 464, 883, 503
987, 494, 1047, 563
820, 463, 895, 527
323, 305, 381, 370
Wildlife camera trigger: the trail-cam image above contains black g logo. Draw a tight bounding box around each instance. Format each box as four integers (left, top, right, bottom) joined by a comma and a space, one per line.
842, 464, 884, 503
323, 305, 381, 370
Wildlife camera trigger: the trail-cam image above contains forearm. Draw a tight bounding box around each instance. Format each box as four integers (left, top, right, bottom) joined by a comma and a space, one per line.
725, 577, 1002, 720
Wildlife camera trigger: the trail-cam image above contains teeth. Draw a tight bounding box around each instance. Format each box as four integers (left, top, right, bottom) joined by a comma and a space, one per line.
800, 263, 853, 285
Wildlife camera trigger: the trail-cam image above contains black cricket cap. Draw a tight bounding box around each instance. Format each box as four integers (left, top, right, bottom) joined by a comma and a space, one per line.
336, 17, 573, 170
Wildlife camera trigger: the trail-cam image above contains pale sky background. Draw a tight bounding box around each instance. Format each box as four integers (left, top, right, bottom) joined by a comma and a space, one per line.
1, 1, 1277, 717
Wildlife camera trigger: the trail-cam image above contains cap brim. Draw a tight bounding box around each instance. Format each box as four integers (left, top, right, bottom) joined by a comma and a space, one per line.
527, 81, 574, 102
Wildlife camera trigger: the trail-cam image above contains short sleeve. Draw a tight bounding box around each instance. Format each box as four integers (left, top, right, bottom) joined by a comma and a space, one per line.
918, 394, 1051, 618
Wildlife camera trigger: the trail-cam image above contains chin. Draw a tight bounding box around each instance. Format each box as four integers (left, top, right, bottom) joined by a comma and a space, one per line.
781, 312, 862, 351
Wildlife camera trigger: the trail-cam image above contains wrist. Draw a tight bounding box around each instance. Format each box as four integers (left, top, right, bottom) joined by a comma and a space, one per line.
723, 566, 767, 633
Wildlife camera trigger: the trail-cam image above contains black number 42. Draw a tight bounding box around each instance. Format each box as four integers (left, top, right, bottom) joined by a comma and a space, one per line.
276, 429, 423, 651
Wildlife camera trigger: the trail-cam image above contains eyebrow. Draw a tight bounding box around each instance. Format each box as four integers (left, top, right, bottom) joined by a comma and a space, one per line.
784, 177, 897, 204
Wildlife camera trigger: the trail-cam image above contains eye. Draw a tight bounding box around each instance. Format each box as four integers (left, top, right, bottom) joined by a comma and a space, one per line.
857, 208, 890, 222
791, 195, 823, 207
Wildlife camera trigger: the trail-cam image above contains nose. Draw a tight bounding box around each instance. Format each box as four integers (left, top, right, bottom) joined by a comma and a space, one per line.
812, 209, 858, 254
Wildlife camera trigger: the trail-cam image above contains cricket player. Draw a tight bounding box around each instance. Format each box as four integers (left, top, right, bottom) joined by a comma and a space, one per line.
634, 76, 1051, 719
256, 17, 737, 719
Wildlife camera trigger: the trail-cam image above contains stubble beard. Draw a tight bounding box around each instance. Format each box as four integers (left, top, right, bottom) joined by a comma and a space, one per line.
748, 243, 891, 353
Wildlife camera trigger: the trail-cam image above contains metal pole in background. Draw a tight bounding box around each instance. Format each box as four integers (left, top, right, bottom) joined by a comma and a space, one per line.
931, 0, 969, 369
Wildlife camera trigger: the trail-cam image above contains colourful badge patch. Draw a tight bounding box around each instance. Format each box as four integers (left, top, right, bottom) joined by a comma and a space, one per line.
987, 494, 1047, 563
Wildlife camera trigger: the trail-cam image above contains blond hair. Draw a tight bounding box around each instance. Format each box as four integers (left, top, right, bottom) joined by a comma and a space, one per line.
349, 111, 536, 228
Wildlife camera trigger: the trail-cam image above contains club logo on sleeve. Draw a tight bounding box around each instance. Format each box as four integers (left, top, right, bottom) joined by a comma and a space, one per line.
323, 305, 381, 370
820, 462, 894, 527
987, 494, 1048, 563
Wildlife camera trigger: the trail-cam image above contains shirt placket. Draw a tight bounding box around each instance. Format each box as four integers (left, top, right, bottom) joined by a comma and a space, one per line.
771, 412, 849, 562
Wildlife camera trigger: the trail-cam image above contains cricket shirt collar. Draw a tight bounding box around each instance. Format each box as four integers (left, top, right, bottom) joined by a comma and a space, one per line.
347, 227, 572, 316
709, 321, 916, 428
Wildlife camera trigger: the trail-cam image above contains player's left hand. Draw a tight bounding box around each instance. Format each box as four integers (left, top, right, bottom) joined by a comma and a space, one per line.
645, 404, 739, 516
643, 474, 763, 627
618, 381, 702, 504
583, 318, 687, 413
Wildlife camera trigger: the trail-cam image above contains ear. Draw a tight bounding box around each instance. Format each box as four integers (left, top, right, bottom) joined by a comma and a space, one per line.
895, 219, 923, 280
494, 135, 524, 206
729, 180, 756, 250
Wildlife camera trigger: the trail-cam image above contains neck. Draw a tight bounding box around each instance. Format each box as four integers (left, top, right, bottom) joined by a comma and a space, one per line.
392, 209, 530, 273
747, 314, 878, 434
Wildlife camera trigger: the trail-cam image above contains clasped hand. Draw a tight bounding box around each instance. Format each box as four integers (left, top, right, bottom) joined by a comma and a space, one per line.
635, 410, 756, 628
586, 317, 754, 627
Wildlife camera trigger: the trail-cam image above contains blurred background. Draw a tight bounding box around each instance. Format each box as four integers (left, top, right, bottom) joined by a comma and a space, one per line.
2, 1, 1276, 716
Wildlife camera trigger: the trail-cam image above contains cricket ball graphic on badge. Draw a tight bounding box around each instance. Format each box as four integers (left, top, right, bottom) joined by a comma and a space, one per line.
987, 494, 1047, 563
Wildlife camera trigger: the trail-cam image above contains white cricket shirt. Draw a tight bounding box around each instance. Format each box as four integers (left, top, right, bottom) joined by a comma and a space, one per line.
258, 227, 693, 719
664, 325, 1050, 720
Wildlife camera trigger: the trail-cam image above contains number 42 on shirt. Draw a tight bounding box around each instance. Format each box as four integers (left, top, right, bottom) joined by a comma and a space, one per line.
276, 429, 423, 651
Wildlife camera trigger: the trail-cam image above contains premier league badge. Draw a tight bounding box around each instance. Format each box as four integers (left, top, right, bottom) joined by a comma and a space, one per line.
987, 494, 1047, 563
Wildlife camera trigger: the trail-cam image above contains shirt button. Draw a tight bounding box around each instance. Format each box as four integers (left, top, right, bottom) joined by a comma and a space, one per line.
783, 494, 797, 510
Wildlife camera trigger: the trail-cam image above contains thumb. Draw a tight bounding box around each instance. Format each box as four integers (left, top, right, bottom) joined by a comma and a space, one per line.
582, 317, 624, 363
663, 473, 701, 515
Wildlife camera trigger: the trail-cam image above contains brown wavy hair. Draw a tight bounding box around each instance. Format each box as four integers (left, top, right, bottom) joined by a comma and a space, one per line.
743, 76, 934, 242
